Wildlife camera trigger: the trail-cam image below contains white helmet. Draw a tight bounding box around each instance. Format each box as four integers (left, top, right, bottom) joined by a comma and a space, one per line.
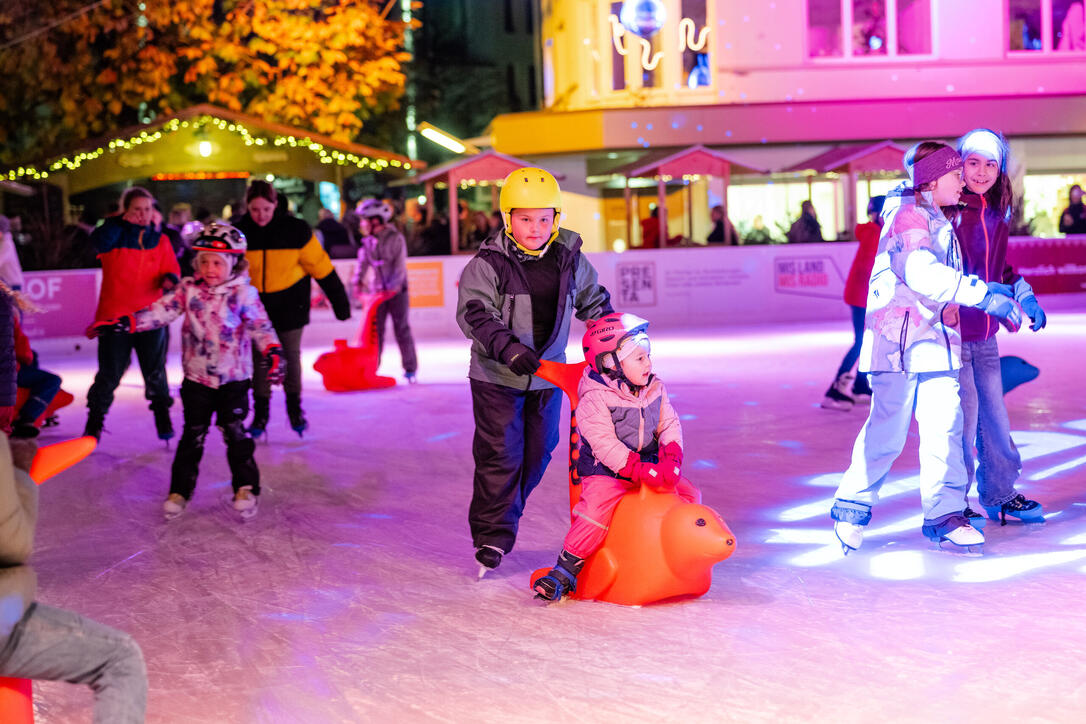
358, 199, 394, 223
192, 222, 247, 254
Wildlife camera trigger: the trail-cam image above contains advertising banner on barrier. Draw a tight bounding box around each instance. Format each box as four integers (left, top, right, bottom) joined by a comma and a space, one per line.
1006, 237, 1086, 294
19, 269, 100, 339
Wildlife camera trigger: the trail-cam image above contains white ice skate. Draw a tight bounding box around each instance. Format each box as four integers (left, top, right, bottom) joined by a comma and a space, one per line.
930, 523, 984, 556
232, 486, 259, 521
163, 494, 187, 520
834, 521, 865, 555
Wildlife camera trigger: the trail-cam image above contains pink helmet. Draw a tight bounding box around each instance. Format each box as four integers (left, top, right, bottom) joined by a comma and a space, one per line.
582, 312, 650, 375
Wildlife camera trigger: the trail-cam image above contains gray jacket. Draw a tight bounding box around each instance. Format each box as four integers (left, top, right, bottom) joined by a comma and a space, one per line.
0, 437, 37, 638
456, 228, 613, 390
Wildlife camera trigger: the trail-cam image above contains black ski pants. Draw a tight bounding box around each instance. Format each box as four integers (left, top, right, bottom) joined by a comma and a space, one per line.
87, 327, 171, 415
170, 379, 258, 499
469, 378, 561, 553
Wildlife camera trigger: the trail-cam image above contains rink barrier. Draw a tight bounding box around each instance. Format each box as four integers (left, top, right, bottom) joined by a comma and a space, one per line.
20, 237, 1086, 341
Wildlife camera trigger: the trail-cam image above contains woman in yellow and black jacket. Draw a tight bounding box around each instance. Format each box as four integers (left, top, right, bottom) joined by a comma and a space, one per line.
235, 181, 351, 436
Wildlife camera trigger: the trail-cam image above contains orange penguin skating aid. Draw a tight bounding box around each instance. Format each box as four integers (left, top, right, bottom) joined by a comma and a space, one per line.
528, 360, 736, 606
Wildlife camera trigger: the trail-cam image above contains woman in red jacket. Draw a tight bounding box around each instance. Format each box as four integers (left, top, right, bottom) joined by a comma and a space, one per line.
821, 195, 885, 411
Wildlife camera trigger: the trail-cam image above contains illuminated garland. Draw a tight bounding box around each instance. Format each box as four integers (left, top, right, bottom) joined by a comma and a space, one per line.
3, 114, 411, 182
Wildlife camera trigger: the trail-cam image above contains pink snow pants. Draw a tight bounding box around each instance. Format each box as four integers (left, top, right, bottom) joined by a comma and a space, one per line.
563, 475, 701, 559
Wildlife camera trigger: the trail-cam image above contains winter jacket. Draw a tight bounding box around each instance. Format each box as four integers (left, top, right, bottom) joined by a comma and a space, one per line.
1058, 201, 1086, 234
0, 436, 37, 637
91, 216, 181, 323
575, 368, 682, 478
860, 184, 989, 373
0, 293, 15, 407
132, 273, 279, 389
236, 213, 351, 331
844, 221, 881, 308
352, 226, 408, 294
953, 192, 1026, 343
456, 228, 613, 391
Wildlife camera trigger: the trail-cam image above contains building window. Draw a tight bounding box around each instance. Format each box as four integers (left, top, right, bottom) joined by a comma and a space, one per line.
808, 0, 932, 58
1011, 0, 1086, 51
606, 0, 712, 93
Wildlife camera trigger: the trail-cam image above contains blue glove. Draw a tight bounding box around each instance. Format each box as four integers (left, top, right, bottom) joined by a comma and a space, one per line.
1013, 278, 1047, 332
976, 283, 1022, 333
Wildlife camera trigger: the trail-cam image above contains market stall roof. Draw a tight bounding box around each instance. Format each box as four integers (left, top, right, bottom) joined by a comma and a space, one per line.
782, 140, 906, 174
606, 144, 769, 180
3, 103, 423, 191
400, 149, 564, 188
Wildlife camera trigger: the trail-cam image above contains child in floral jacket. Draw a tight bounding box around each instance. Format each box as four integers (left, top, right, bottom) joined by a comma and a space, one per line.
94, 223, 282, 519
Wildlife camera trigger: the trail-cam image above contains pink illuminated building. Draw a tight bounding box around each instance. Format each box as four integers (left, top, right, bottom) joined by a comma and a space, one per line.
488, 0, 1086, 249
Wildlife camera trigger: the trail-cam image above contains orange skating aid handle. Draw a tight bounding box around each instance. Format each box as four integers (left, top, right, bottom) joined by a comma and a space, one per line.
534, 360, 588, 513
29, 436, 97, 484
0, 676, 34, 723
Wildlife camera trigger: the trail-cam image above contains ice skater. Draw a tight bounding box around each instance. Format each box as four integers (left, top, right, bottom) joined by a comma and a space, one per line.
951, 128, 1046, 525
92, 223, 283, 520
456, 167, 612, 577
821, 194, 885, 410
831, 141, 1022, 555
351, 199, 418, 383
532, 313, 699, 601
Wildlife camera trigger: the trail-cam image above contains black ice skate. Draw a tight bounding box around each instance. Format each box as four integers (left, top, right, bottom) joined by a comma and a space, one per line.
248, 395, 270, 440
475, 545, 504, 579
151, 401, 175, 447
286, 394, 308, 437
821, 374, 855, 411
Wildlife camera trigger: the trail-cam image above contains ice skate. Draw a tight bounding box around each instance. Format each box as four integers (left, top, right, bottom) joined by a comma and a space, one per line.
405, 371, 418, 385
475, 545, 503, 579
286, 394, 308, 437
983, 493, 1044, 526
926, 520, 984, 556
151, 401, 175, 444
532, 551, 584, 602
962, 506, 987, 530
830, 500, 871, 555
163, 493, 187, 520
83, 411, 105, 442
248, 396, 270, 440
233, 486, 259, 520
820, 373, 855, 411
851, 374, 873, 404
834, 521, 865, 555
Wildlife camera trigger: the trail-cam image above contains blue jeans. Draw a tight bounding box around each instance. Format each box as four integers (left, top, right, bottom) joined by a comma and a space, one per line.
835, 305, 872, 394
0, 603, 147, 723
959, 337, 1021, 507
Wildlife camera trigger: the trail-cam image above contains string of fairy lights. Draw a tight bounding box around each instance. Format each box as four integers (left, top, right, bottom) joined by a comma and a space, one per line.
3, 114, 411, 182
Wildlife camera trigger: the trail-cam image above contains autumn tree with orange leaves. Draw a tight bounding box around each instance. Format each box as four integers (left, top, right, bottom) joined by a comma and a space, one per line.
0, 0, 413, 165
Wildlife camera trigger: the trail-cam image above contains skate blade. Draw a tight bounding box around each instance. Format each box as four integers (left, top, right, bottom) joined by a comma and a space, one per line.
929, 540, 983, 557
163, 510, 184, 521
478, 564, 492, 580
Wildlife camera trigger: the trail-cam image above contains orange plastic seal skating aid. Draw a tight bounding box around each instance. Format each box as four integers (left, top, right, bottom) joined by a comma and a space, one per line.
529, 360, 736, 606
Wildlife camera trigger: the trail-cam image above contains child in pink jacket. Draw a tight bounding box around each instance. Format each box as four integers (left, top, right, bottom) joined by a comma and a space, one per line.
532, 313, 700, 601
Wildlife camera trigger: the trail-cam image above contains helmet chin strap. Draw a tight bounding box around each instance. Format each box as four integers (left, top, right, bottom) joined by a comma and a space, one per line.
505, 228, 552, 257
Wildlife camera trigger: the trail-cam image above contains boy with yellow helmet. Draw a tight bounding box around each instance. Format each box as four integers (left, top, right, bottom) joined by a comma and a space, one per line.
456, 167, 613, 577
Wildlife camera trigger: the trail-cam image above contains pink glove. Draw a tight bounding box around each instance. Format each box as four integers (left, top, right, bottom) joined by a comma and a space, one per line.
660, 441, 683, 487
618, 452, 673, 491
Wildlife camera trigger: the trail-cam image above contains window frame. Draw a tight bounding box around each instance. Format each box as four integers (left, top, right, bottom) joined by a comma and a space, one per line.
1005, 0, 1086, 55
805, 0, 939, 63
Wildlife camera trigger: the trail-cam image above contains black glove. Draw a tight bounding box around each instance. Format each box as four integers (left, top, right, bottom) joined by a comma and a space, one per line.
505, 343, 541, 376
87, 316, 132, 338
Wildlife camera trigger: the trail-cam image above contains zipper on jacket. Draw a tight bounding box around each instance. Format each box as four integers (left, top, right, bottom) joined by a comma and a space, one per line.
940, 304, 953, 369
898, 310, 910, 365
980, 196, 992, 338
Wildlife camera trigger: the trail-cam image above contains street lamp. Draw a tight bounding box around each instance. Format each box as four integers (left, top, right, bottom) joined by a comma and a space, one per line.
417, 122, 480, 155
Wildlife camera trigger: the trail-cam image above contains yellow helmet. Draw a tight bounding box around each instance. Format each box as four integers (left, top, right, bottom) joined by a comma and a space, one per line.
499, 167, 562, 242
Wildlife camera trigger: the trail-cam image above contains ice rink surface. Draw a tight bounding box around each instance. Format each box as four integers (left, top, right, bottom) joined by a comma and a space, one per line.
25, 303, 1086, 723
